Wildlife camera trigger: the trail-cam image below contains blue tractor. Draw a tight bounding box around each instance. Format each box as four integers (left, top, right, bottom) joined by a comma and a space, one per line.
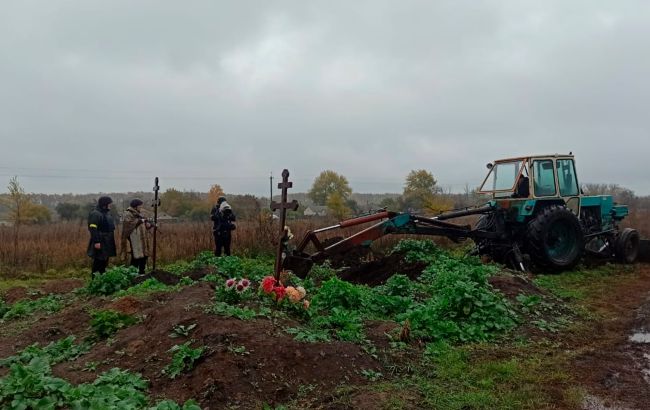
283, 153, 647, 275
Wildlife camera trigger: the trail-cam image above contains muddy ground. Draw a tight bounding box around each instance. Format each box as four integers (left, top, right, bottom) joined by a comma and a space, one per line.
2, 263, 650, 409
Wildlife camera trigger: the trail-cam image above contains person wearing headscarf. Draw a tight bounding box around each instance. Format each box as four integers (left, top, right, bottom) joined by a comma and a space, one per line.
210, 196, 236, 256
120, 198, 152, 275
87, 196, 116, 276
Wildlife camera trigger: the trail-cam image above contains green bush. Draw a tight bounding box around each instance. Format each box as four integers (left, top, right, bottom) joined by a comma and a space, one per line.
0, 336, 91, 367
86, 266, 138, 296
163, 342, 204, 379
1, 295, 62, 321
391, 239, 441, 264
401, 253, 516, 342
312, 278, 366, 312
90, 310, 137, 339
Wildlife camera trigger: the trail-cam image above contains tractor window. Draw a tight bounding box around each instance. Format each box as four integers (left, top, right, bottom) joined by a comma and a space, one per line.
479, 160, 523, 193
533, 160, 557, 197
557, 159, 579, 197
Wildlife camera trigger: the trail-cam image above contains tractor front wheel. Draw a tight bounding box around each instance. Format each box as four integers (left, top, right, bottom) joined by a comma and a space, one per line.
525, 205, 584, 272
615, 228, 640, 264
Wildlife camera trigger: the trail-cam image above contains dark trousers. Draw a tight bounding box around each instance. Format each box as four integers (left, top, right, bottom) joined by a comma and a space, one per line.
214, 232, 232, 256
91, 258, 109, 276
130, 256, 148, 275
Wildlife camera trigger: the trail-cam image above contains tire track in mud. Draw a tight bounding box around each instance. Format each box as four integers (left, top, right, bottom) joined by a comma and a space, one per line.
576, 264, 650, 410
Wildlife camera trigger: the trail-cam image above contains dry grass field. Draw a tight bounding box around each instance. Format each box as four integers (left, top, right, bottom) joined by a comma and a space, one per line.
1, 208, 648, 276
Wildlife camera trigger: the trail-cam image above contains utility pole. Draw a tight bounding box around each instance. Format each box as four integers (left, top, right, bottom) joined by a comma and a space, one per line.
151, 177, 160, 272
269, 172, 274, 208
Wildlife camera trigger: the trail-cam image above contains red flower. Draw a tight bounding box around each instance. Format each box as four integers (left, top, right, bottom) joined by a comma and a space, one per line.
261, 276, 276, 294
225, 278, 236, 289
273, 285, 286, 301
236, 283, 245, 292
239, 278, 251, 289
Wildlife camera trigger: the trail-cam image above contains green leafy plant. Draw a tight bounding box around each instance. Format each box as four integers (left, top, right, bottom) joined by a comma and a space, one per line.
310, 307, 365, 342
284, 327, 331, 343
207, 301, 258, 320
0, 336, 91, 367
90, 309, 137, 339
1, 294, 62, 321
360, 368, 383, 381
114, 278, 172, 297
163, 342, 204, 379
169, 323, 197, 338
391, 239, 441, 264
312, 277, 366, 312
227, 344, 249, 356
86, 266, 138, 296
150, 399, 202, 410
0, 298, 8, 318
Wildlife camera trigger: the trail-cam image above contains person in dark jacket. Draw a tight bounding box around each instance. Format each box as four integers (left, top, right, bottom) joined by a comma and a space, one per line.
87, 196, 117, 276
210, 196, 236, 256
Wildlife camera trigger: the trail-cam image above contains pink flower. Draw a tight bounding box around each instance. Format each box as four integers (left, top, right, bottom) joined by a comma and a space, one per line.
273, 286, 286, 301
285, 286, 302, 303
236, 283, 245, 292
303, 300, 310, 309
239, 278, 251, 289
261, 276, 276, 294
225, 278, 236, 289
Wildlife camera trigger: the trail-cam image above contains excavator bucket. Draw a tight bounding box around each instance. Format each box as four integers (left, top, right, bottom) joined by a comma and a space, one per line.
639, 239, 650, 263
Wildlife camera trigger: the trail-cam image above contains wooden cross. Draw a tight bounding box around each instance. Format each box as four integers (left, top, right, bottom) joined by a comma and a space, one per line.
270, 169, 299, 280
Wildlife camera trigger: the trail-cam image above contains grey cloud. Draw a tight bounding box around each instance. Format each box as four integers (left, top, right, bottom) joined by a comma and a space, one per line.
1, 0, 649, 195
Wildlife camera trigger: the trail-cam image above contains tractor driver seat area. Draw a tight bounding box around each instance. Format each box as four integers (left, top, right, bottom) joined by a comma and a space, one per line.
513, 176, 530, 198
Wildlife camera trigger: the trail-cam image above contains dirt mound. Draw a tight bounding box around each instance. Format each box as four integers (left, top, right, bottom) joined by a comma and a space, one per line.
184, 266, 215, 281
107, 296, 142, 315
132, 268, 213, 286
338, 253, 427, 286
2, 279, 85, 305
41, 279, 85, 295
53, 283, 380, 407
2, 287, 34, 304
488, 273, 546, 299
132, 270, 182, 286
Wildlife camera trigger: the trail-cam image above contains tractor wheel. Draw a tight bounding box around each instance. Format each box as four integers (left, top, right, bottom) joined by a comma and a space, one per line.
525, 205, 584, 271
615, 228, 640, 264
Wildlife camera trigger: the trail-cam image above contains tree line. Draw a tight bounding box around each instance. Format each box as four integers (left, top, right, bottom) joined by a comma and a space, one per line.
2, 174, 650, 226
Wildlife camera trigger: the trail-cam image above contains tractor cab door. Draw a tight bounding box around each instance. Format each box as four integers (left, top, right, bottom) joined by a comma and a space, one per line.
556, 158, 581, 215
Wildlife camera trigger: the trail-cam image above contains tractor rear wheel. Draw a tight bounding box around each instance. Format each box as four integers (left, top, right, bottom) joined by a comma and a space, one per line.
525, 205, 584, 271
615, 228, 640, 263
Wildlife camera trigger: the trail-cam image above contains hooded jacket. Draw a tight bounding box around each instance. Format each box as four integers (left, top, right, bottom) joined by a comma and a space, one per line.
87, 206, 116, 260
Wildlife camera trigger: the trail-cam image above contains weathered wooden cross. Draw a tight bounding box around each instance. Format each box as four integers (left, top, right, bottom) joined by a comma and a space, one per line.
270, 169, 299, 280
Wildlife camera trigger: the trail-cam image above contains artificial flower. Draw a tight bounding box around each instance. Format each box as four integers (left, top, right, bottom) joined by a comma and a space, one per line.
296, 286, 307, 299
273, 285, 286, 301
285, 286, 302, 303
225, 278, 236, 289
261, 276, 276, 294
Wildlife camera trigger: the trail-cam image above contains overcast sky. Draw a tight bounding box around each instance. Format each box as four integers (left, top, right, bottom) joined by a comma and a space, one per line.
1, 1, 649, 196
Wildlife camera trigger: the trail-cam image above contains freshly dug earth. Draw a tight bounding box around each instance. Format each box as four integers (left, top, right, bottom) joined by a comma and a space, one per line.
2, 278, 84, 304
338, 253, 427, 286
0, 283, 380, 408
132, 267, 214, 286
